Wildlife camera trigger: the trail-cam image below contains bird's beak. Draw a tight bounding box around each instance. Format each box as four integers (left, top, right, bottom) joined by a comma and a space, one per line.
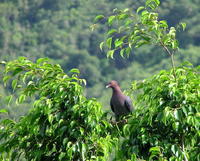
106, 84, 110, 88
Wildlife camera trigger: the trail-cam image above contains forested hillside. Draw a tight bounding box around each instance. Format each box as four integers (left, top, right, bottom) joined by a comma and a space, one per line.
0, 0, 200, 118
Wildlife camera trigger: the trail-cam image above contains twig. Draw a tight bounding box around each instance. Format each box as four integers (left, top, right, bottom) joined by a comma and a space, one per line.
160, 41, 177, 81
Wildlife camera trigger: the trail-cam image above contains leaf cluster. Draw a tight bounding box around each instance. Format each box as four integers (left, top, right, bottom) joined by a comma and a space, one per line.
0, 58, 199, 161
97, 0, 186, 59
0, 57, 117, 161
118, 63, 200, 160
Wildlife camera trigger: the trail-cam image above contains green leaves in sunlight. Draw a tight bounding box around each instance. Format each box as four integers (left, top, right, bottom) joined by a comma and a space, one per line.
145, 0, 160, 10
94, 15, 105, 22
117, 64, 200, 161
108, 15, 116, 26
106, 37, 113, 49
0, 60, 199, 161
179, 22, 187, 31
0, 0, 198, 160
95, 0, 186, 61
0, 57, 117, 161
0, 109, 8, 114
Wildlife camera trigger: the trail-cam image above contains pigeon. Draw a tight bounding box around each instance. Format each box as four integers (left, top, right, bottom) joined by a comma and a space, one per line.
106, 80, 133, 120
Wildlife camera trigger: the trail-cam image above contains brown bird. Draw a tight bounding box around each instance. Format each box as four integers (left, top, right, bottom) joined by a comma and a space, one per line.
106, 80, 133, 120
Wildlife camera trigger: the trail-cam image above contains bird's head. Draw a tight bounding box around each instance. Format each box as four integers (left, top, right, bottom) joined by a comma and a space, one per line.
106, 80, 119, 89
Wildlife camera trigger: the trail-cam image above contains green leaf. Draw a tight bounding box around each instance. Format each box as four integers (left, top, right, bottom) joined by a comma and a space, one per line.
59, 152, 66, 160
159, 20, 168, 28
108, 15, 116, 26
99, 42, 104, 51
149, 146, 160, 153
120, 48, 125, 58
137, 6, 145, 13
80, 127, 85, 135
171, 40, 178, 49
106, 37, 112, 49
123, 124, 131, 136
123, 8, 129, 12
81, 143, 86, 159
174, 110, 183, 121
12, 79, 18, 90
94, 15, 105, 22
0, 109, 8, 114
1, 118, 15, 125
169, 27, 176, 37
180, 22, 186, 31
6, 95, 13, 104
67, 147, 73, 159
107, 29, 117, 36
81, 79, 87, 86
48, 114, 54, 124
18, 94, 26, 104
182, 107, 188, 116
141, 35, 151, 42
131, 154, 137, 161
36, 58, 49, 64
146, 0, 160, 9
18, 56, 27, 61
113, 8, 118, 13
125, 47, 131, 57
63, 138, 68, 146
70, 68, 80, 74
11, 150, 18, 160
12, 67, 23, 76
27, 81, 34, 86
114, 39, 123, 48
107, 50, 115, 59
141, 10, 149, 16
171, 145, 177, 155
135, 40, 149, 48
118, 13, 129, 20
125, 19, 133, 26
162, 35, 171, 45
3, 75, 11, 85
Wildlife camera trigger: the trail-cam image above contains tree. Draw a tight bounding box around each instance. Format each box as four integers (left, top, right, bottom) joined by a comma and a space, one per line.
95, 0, 187, 79
118, 64, 200, 160
95, 0, 200, 160
0, 57, 117, 160
0, 0, 199, 160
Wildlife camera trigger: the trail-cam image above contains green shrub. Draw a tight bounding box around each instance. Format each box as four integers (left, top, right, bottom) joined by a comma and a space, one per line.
118, 64, 200, 161
0, 57, 117, 161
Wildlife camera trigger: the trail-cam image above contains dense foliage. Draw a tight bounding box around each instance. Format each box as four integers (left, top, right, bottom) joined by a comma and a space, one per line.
95, 1, 200, 160
119, 64, 200, 160
0, 0, 199, 160
0, 58, 116, 160
95, 0, 187, 81
0, 0, 200, 119
1, 60, 199, 161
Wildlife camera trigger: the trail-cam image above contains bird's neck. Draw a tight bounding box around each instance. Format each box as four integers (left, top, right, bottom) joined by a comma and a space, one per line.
112, 86, 122, 94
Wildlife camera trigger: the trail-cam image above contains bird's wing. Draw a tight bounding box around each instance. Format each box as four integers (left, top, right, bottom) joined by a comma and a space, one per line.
110, 101, 115, 113
124, 96, 133, 112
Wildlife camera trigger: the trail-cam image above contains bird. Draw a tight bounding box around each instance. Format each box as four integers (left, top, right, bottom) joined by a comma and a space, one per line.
106, 80, 133, 120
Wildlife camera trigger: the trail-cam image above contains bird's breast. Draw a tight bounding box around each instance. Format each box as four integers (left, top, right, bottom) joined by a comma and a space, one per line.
111, 94, 128, 115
